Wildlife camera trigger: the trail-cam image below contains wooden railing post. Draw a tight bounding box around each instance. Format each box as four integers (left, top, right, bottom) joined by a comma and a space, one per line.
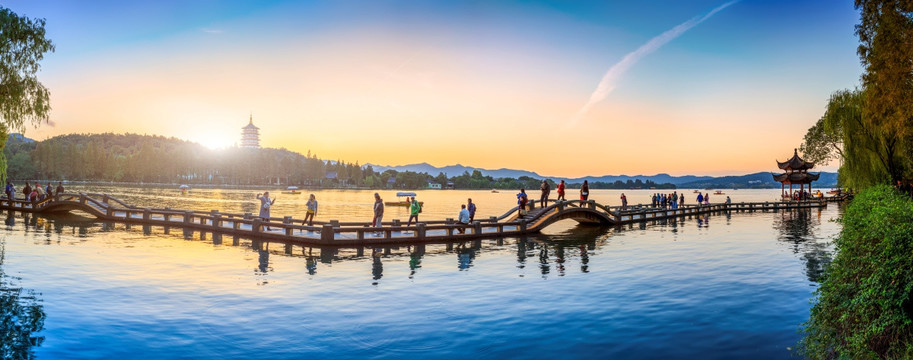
143, 208, 151, 221
184, 211, 193, 226
416, 223, 426, 239
213, 211, 223, 229
252, 218, 262, 235
321, 224, 334, 243
282, 216, 292, 236
473, 221, 482, 235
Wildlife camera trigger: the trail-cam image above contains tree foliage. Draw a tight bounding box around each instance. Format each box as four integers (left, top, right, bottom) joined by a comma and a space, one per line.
0, 6, 54, 184
855, 0, 913, 182
799, 114, 844, 167
801, 186, 913, 359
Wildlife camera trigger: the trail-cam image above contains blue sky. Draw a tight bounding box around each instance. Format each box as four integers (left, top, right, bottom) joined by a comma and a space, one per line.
3, 0, 862, 176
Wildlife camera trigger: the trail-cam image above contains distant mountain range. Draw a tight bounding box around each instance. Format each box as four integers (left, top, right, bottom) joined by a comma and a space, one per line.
367, 162, 839, 188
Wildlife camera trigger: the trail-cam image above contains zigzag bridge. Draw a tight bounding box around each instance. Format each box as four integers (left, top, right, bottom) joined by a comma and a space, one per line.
1, 193, 833, 245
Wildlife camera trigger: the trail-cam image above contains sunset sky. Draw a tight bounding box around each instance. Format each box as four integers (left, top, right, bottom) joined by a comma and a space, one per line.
5, 0, 860, 177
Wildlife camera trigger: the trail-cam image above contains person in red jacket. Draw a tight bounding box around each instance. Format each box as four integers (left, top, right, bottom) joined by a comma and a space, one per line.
557, 180, 566, 201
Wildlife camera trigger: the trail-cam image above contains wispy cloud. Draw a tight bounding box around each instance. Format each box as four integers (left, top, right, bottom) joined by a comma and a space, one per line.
202, 28, 224, 35
572, 1, 738, 124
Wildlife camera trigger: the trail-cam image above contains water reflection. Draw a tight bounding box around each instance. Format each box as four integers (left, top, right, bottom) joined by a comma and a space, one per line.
455, 242, 477, 271
774, 208, 834, 282
0, 242, 46, 358
371, 248, 383, 284
6, 206, 835, 287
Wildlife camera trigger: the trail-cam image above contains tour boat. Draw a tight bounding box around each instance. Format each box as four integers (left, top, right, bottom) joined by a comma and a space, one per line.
491, 189, 499, 193
281, 186, 302, 195
179, 184, 190, 193
385, 192, 424, 206
714, 190, 725, 195
693, 190, 701, 193
827, 188, 842, 195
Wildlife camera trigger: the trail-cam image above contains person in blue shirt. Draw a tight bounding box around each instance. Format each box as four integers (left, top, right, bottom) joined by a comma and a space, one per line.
467, 198, 477, 222
516, 189, 528, 216
456, 204, 470, 234
4, 181, 13, 200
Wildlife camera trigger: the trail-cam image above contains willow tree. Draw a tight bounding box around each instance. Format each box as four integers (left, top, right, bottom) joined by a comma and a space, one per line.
855, 0, 913, 182
0, 6, 54, 183
843, 89, 902, 188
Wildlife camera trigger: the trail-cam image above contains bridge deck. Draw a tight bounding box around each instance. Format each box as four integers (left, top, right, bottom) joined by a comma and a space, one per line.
1, 192, 835, 245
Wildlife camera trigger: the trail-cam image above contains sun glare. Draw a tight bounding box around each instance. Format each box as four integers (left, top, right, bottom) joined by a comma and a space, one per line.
194, 135, 235, 150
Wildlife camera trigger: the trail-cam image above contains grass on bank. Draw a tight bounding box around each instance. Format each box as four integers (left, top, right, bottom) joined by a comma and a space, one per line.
802, 185, 913, 359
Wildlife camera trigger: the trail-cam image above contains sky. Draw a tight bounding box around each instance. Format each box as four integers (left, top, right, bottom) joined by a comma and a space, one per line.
3, 0, 862, 177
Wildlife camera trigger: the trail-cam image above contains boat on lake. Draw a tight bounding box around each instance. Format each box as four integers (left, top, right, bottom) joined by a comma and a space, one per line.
385, 191, 424, 206
281, 186, 302, 195
179, 184, 190, 193
714, 190, 725, 195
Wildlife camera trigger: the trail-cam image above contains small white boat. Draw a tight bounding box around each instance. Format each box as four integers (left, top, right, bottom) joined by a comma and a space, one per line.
282, 186, 302, 195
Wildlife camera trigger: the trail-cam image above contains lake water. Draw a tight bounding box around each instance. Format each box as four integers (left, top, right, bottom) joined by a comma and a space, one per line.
0, 186, 838, 359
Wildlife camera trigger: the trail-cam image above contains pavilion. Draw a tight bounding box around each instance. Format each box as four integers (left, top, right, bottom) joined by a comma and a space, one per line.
773, 149, 819, 199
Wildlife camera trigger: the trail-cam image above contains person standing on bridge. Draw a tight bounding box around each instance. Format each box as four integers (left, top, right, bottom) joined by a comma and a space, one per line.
373, 193, 385, 229
696, 192, 703, 206
22, 182, 31, 201
5, 181, 13, 200
303, 194, 318, 226
540, 180, 550, 208
557, 180, 566, 201
620, 193, 628, 210
517, 189, 528, 217
467, 198, 476, 222
407, 196, 421, 226
35, 183, 44, 201
256, 192, 276, 230
580, 180, 589, 202
45, 183, 52, 199
56, 182, 64, 196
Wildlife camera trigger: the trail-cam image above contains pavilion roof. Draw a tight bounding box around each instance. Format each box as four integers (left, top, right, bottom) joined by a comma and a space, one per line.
772, 172, 820, 184
777, 148, 815, 171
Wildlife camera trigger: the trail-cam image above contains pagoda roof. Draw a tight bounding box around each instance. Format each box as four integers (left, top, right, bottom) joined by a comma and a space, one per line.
777, 149, 814, 171
243, 114, 259, 130
772, 172, 820, 184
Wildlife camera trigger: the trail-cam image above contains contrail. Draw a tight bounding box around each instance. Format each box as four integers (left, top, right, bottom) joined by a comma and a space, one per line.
572, 1, 738, 123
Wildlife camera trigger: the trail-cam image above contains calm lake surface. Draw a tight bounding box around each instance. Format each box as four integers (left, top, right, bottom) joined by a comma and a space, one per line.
0, 186, 838, 359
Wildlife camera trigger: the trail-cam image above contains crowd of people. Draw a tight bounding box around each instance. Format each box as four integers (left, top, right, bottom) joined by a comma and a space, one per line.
247, 184, 858, 234
3, 181, 65, 202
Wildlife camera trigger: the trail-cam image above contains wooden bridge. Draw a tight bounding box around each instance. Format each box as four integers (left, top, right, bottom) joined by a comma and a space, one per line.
0, 192, 830, 246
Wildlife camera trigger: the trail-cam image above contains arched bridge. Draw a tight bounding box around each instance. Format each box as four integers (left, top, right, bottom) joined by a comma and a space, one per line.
1, 192, 829, 246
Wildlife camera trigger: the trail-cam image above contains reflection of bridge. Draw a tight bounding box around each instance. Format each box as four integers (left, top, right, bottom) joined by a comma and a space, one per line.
1, 193, 829, 245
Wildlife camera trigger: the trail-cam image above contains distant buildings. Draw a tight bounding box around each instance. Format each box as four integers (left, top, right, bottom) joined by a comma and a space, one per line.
241, 114, 260, 149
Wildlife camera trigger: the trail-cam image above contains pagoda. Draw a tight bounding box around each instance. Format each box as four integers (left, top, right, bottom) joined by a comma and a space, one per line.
241, 114, 260, 149
772, 149, 819, 199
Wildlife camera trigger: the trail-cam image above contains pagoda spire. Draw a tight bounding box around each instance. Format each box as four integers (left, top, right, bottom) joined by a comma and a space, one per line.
249, 112, 253, 125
